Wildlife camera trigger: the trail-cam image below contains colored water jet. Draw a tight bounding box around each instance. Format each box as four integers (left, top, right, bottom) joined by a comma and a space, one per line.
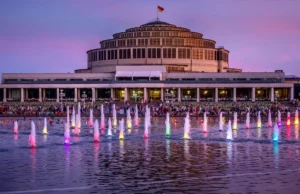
277, 111, 281, 127
203, 112, 208, 132
77, 102, 81, 128
144, 116, 149, 138
42, 117, 48, 134
64, 122, 71, 145
273, 123, 279, 141
268, 109, 272, 127
89, 109, 94, 127
112, 104, 117, 127
134, 104, 139, 127
257, 111, 262, 128
233, 112, 238, 130
183, 113, 191, 139
219, 112, 223, 131
286, 112, 291, 126
100, 104, 105, 129
13, 121, 18, 134
93, 119, 100, 142
127, 108, 132, 129
165, 112, 171, 136
246, 112, 250, 129
28, 121, 36, 148
74, 114, 80, 135
71, 107, 75, 127
295, 109, 299, 125
226, 120, 233, 140
119, 119, 125, 139
107, 117, 112, 136
66, 106, 70, 128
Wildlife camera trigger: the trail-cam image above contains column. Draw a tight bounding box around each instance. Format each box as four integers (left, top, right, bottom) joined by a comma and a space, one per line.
252, 87, 255, 102
74, 88, 78, 102
290, 87, 294, 101
56, 88, 59, 102
124, 88, 128, 101
178, 88, 181, 102
39, 88, 42, 102
215, 88, 218, 102
21, 88, 24, 102
233, 88, 236, 102
43, 89, 46, 100
271, 87, 274, 102
160, 88, 164, 101
25, 89, 28, 100
92, 88, 95, 102
196, 88, 200, 102
110, 88, 114, 99
144, 88, 148, 102
3, 88, 7, 102
77, 88, 80, 100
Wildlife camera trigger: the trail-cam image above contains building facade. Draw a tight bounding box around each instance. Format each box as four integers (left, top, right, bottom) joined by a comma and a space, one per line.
0, 20, 294, 103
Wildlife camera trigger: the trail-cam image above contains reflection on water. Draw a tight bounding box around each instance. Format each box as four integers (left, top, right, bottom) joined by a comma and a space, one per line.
0, 117, 300, 193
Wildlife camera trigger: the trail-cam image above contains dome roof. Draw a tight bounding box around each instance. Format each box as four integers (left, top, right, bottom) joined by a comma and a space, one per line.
141, 20, 176, 27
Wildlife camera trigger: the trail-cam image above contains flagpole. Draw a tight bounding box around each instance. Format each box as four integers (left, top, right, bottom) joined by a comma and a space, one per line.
157, 8, 158, 20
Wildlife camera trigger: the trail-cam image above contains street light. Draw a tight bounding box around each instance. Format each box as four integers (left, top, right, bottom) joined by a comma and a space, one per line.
59, 89, 65, 102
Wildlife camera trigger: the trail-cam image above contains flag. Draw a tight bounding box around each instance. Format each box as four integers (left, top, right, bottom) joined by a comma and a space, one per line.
157, 6, 164, 12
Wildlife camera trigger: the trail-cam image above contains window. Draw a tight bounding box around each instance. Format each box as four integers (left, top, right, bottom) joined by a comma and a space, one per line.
150, 38, 160, 46
133, 49, 137, 59
163, 48, 176, 58
137, 49, 141, 58
108, 50, 111, 60
174, 39, 184, 46
142, 48, 146, 58
178, 48, 189, 59
138, 39, 148, 46
192, 49, 199, 59
118, 40, 126, 47
119, 49, 123, 59
152, 32, 160, 37
199, 49, 203, 59
127, 39, 136, 47
157, 48, 161, 58
162, 38, 172, 46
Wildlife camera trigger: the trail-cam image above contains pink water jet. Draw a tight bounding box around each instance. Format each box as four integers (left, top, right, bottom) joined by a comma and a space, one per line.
28, 121, 36, 148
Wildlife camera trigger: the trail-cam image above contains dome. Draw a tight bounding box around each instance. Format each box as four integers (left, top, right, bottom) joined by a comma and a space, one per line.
141, 20, 176, 27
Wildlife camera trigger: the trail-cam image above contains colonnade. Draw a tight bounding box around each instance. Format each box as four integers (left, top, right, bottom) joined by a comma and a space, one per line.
0, 87, 294, 103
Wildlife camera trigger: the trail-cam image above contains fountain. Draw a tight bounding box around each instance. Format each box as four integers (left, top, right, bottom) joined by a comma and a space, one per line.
119, 119, 125, 139
183, 113, 191, 139
78, 102, 81, 128
71, 107, 75, 127
144, 115, 149, 138
286, 112, 291, 126
219, 112, 223, 131
203, 112, 208, 132
127, 108, 132, 129
93, 119, 100, 142
42, 117, 48, 134
246, 112, 250, 129
74, 114, 80, 135
268, 109, 273, 127
28, 121, 36, 148
146, 105, 151, 127
295, 109, 299, 125
273, 123, 279, 141
13, 121, 18, 134
226, 120, 233, 140
134, 104, 139, 127
278, 111, 282, 127
165, 112, 171, 136
89, 109, 94, 127
64, 122, 71, 144
112, 104, 117, 127
66, 106, 70, 128
107, 117, 112, 136
233, 112, 238, 130
257, 111, 262, 128
100, 104, 105, 129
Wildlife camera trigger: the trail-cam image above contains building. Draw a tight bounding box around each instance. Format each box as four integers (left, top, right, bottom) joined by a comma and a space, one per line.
0, 19, 294, 103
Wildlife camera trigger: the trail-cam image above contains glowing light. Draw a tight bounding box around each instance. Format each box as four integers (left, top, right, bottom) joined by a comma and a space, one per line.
257, 111, 262, 128
203, 112, 208, 132
245, 112, 250, 129
226, 120, 233, 140
165, 112, 171, 136
273, 123, 279, 141
286, 112, 291, 126
233, 112, 238, 130
183, 113, 191, 139
295, 110, 299, 125
28, 121, 36, 148
13, 121, 18, 134
268, 109, 272, 127
119, 119, 125, 139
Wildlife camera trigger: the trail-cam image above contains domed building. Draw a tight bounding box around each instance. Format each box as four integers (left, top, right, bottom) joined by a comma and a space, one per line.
76, 20, 230, 73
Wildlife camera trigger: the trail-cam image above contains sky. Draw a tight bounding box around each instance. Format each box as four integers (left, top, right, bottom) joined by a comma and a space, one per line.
0, 0, 300, 76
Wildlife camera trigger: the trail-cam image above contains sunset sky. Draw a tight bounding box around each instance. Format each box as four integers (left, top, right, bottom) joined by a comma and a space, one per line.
1, 0, 299, 76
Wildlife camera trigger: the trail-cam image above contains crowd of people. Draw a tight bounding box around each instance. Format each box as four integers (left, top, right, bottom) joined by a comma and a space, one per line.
0, 100, 298, 118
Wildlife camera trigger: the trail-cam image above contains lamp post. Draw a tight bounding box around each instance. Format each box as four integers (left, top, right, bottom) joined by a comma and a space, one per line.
59, 89, 65, 111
